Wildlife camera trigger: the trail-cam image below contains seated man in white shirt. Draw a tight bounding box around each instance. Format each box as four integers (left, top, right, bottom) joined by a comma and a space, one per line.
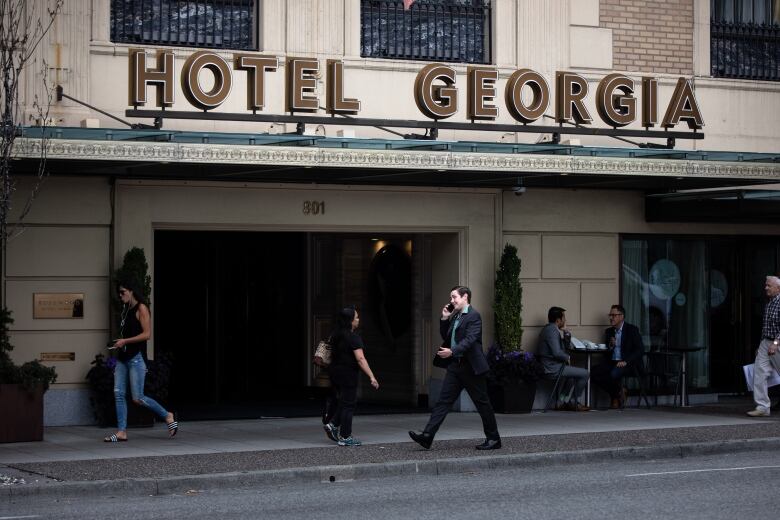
591, 305, 644, 409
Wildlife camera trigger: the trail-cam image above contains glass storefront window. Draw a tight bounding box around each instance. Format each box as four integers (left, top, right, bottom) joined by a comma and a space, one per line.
622, 238, 710, 389
624, 236, 780, 393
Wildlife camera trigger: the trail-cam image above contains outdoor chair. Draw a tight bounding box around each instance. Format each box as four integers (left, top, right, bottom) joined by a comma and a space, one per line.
645, 350, 683, 407
620, 361, 652, 409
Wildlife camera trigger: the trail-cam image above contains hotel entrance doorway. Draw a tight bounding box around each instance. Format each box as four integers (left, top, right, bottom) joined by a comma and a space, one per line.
154, 230, 433, 420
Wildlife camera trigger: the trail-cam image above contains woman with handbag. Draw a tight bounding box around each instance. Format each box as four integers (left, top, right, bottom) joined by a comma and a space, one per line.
103, 280, 178, 442
323, 307, 379, 446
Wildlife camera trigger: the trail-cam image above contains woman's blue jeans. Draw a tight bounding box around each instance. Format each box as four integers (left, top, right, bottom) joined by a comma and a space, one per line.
114, 352, 169, 430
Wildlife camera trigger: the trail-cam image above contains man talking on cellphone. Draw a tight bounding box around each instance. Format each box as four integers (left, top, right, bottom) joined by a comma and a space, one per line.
409, 286, 501, 450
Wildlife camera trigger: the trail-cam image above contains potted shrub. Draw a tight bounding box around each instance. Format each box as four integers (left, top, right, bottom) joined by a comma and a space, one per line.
85, 353, 117, 427
487, 243, 540, 412
0, 309, 58, 443
486, 344, 543, 413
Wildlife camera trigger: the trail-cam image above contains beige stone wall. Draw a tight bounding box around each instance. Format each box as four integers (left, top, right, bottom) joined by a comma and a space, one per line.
600, 0, 694, 75
505, 230, 619, 350
6, 176, 112, 385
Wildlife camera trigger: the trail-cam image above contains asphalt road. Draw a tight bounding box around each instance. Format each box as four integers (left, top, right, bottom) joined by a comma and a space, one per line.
2, 449, 779, 519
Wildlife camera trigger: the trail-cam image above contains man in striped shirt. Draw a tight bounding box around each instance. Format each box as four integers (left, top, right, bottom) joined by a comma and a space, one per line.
747, 276, 780, 417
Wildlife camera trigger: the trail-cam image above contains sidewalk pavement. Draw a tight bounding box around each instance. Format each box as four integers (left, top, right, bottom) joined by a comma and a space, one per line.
2, 404, 779, 499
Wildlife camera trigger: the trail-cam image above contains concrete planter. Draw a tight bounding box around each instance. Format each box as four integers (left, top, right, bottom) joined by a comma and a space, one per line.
0, 384, 44, 443
488, 380, 536, 414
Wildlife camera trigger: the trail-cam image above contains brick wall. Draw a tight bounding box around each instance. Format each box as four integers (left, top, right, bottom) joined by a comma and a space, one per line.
600, 0, 694, 75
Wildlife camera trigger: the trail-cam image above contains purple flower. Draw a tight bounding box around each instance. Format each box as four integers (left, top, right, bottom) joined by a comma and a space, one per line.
486, 342, 544, 384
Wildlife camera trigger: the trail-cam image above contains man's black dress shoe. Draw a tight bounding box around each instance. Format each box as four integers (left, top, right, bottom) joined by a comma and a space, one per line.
408, 430, 433, 449
475, 438, 502, 450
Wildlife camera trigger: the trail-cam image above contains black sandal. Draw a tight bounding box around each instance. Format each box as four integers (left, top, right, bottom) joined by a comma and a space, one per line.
167, 420, 179, 437
104, 434, 127, 442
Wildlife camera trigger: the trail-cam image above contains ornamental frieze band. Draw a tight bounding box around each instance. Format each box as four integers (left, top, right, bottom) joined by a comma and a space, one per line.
13, 138, 780, 181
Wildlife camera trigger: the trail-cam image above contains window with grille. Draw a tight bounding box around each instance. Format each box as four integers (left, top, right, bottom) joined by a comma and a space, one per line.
711, 0, 779, 81
361, 0, 492, 64
110, 0, 256, 50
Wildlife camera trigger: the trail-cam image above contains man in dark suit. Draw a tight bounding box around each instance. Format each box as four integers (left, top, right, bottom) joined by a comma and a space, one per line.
409, 286, 501, 450
591, 304, 644, 409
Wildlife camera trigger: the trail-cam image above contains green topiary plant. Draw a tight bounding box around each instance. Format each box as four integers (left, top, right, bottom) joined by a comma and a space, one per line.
494, 243, 523, 353
0, 308, 57, 392
114, 247, 152, 304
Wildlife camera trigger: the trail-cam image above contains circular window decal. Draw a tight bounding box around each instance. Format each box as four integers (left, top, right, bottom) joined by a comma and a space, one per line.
649, 259, 681, 300
710, 269, 728, 308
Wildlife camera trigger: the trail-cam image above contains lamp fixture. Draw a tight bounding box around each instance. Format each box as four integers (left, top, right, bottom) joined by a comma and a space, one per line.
512, 177, 526, 196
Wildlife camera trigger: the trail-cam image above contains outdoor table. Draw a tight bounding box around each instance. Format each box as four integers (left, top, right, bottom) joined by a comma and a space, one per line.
567, 346, 608, 408
666, 346, 705, 407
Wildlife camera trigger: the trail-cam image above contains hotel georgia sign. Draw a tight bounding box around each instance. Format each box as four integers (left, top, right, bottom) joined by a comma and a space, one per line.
127, 49, 704, 134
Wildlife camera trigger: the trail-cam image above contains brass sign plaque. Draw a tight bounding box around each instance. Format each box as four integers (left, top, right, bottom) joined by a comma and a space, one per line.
40, 352, 76, 362
33, 293, 85, 319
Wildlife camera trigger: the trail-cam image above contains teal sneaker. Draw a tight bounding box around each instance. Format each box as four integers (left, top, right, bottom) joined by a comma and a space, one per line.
324, 423, 340, 442
337, 436, 362, 446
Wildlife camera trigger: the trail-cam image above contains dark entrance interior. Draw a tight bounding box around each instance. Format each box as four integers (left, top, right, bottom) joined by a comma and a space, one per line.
155, 230, 424, 420
155, 231, 308, 420
709, 238, 780, 393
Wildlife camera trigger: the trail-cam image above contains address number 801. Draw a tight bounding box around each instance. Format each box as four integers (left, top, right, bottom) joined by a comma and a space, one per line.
303, 200, 325, 215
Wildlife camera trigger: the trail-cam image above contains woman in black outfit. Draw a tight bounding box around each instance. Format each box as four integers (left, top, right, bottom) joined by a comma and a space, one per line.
103, 280, 178, 442
323, 307, 379, 447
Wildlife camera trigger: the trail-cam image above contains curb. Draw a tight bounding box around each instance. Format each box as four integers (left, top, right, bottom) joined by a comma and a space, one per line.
4, 436, 779, 500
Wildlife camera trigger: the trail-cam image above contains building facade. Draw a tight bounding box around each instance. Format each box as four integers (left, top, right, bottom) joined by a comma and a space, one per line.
9, 0, 780, 424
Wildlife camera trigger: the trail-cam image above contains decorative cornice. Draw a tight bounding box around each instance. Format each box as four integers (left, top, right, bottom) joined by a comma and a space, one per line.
13, 138, 780, 180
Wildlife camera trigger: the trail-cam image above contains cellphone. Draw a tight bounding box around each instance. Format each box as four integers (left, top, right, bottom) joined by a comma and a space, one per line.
445, 303, 454, 312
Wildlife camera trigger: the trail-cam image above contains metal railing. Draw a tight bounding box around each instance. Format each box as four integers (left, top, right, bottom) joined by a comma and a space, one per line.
111, 0, 256, 50
711, 20, 779, 81
361, 0, 492, 64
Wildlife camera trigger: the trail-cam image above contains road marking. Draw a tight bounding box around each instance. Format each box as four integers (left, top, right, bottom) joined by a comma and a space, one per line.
627, 465, 780, 477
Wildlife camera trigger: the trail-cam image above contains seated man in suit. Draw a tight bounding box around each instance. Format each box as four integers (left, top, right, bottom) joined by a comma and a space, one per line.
537, 306, 589, 411
591, 304, 644, 409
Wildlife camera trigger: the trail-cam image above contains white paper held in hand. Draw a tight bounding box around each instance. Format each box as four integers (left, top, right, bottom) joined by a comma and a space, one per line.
743, 363, 780, 391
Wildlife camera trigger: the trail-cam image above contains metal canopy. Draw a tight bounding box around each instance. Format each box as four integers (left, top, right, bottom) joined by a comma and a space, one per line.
14, 126, 780, 192
646, 189, 780, 222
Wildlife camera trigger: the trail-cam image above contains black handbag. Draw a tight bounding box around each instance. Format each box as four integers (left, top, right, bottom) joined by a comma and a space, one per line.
432, 342, 453, 368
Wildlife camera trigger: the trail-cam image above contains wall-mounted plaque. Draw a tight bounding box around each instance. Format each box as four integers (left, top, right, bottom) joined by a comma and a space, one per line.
40, 352, 76, 362
33, 293, 85, 319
